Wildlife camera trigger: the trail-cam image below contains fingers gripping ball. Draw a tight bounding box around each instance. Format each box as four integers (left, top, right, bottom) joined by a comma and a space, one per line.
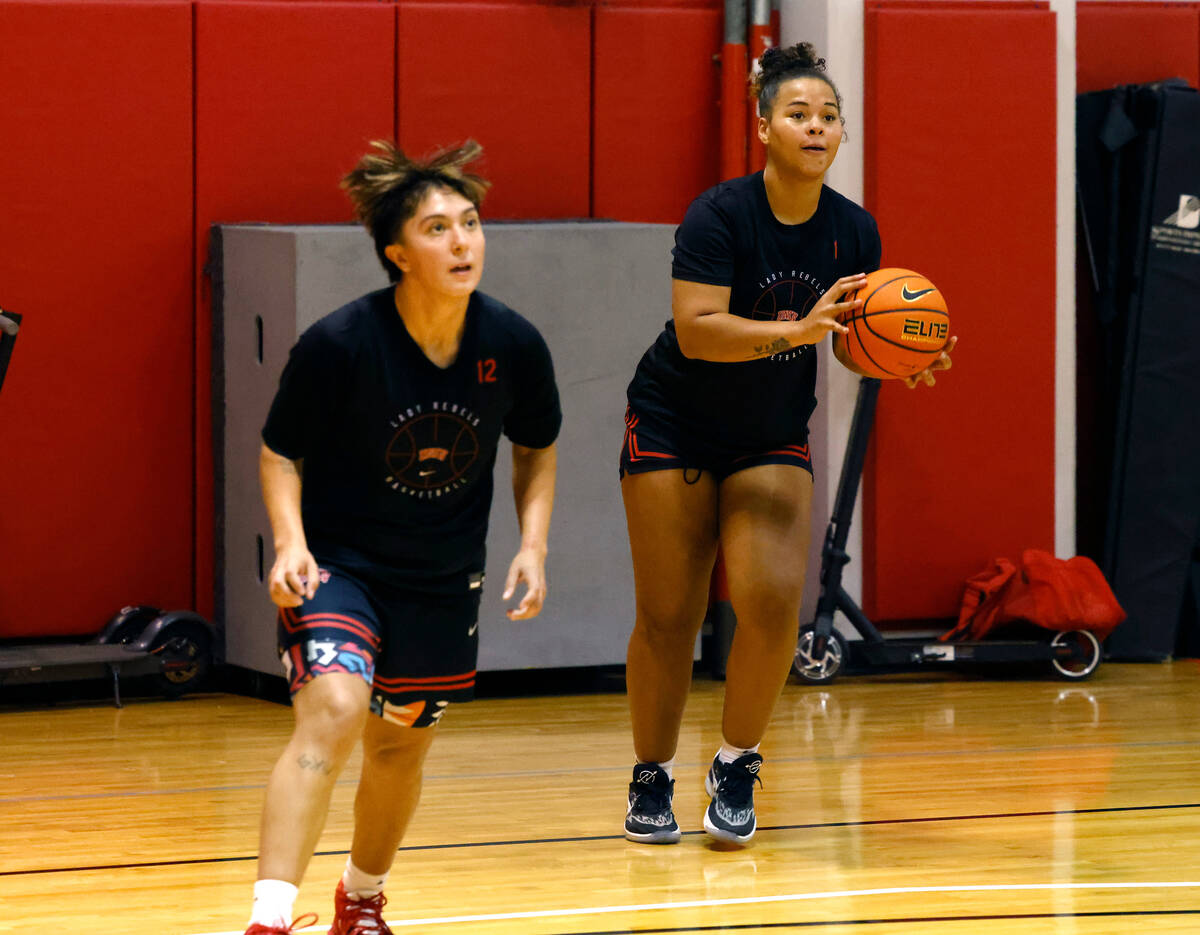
834, 268, 950, 379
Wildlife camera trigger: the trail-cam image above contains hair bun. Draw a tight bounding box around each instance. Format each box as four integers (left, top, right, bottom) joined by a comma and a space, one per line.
758, 41, 826, 84
751, 41, 841, 118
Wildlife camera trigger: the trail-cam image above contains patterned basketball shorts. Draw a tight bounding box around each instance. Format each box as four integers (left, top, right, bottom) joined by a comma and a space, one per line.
277, 564, 481, 728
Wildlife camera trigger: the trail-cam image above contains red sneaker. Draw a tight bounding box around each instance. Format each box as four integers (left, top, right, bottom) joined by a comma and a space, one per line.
328, 880, 392, 935
245, 913, 318, 934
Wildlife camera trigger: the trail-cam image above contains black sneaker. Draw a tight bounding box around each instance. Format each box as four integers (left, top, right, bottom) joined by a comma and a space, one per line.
703, 752, 763, 844
624, 763, 680, 844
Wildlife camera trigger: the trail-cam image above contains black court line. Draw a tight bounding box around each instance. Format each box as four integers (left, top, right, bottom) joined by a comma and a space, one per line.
7, 739, 1200, 806
5, 802, 1198, 878
553, 910, 1200, 933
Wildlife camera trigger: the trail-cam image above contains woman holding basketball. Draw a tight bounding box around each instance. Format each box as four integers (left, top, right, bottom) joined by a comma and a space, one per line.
620, 42, 953, 845
244, 140, 561, 934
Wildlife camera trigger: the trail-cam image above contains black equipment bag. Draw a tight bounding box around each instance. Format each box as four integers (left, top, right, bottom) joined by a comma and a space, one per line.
1077, 80, 1200, 660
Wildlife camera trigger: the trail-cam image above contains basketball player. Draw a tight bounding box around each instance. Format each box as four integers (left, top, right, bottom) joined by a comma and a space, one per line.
244, 141, 561, 934
620, 43, 954, 845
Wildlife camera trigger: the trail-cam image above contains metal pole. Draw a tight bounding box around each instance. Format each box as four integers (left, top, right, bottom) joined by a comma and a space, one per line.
721, 0, 748, 180
747, 0, 773, 173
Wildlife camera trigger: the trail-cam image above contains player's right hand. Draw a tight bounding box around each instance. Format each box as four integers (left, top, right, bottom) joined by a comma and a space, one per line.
267, 544, 320, 608
803, 273, 867, 341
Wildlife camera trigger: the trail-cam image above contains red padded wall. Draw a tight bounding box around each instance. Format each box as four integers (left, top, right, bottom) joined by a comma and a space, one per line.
593, 3, 721, 222
396, 1, 591, 220
194, 1, 396, 619
862, 3, 1057, 623
1077, 2, 1200, 93
0, 1, 193, 637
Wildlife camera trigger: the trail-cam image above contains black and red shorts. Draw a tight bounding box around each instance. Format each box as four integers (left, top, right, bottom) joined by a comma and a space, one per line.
619, 405, 813, 481
277, 564, 481, 728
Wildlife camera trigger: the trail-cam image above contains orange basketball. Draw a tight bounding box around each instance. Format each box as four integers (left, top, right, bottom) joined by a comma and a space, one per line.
834, 268, 950, 379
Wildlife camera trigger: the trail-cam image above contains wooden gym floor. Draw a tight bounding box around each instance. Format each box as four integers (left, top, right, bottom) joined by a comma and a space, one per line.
2, 661, 1199, 933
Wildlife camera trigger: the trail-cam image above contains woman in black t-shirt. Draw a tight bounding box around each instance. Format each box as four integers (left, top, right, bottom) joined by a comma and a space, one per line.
243, 142, 561, 934
620, 44, 954, 846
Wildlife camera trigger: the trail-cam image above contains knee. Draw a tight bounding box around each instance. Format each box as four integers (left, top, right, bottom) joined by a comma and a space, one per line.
362, 726, 431, 764
293, 679, 370, 756
360, 722, 437, 782
730, 584, 803, 636
634, 600, 706, 649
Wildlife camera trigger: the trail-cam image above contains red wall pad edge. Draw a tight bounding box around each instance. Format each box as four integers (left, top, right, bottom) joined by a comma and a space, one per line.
0, 1, 194, 638
590, 0, 721, 7
1077, 3, 1200, 94
593, 7, 721, 222
867, 1, 1047, 9
861, 6, 1056, 624
194, 1, 396, 620
396, 2, 590, 220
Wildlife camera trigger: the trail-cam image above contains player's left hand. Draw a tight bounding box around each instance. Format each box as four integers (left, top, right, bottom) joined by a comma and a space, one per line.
503, 547, 547, 620
904, 335, 957, 388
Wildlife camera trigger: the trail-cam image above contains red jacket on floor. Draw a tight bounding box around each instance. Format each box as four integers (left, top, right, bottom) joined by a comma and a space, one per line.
942, 549, 1126, 642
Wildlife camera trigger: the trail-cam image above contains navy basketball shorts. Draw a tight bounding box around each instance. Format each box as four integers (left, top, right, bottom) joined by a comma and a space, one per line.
277, 564, 481, 728
619, 405, 813, 481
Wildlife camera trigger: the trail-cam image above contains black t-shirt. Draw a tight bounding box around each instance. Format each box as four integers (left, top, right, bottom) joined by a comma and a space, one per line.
262, 287, 561, 592
626, 172, 881, 452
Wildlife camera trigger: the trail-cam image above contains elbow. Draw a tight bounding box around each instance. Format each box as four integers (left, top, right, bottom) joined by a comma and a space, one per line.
675, 322, 700, 359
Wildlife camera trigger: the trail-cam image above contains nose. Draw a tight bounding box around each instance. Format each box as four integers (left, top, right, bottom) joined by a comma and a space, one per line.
807, 118, 824, 135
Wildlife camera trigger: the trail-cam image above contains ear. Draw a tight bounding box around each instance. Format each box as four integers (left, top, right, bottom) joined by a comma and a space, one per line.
384, 242, 408, 274
757, 114, 770, 145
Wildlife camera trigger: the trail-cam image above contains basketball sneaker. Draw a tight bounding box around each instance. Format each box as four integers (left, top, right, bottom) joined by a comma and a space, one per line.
244, 913, 317, 934
624, 762, 681, 844
703, 752, 763, 844
328, 880, 392, 935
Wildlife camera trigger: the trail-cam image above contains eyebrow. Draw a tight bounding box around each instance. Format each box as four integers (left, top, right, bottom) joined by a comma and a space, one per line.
785, 98, 839, 110
418, 208, 479, 224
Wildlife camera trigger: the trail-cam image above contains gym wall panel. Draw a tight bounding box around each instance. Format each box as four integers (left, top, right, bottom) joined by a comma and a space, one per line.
593, 5, 722, 222
194, 0, 395, 621
396, 1, 590, 219
861, 3, 1057, 623
0, 1, 193, 638
1077, 2, 1199, 94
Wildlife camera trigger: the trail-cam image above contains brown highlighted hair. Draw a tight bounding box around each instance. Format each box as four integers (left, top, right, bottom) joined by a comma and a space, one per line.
752, 42, 843, 119
341, 140, 491, 282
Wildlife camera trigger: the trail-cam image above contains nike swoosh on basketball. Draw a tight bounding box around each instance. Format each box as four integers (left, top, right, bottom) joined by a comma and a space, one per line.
901, 284, 936, 302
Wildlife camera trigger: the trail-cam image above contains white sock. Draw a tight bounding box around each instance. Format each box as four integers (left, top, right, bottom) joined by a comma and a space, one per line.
717, 742, 759, 765
342, 858, 388, 900
249, 879, 298, 927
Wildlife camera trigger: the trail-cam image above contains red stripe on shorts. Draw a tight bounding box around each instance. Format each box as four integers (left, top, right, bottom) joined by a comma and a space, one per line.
281, 608, 379, 647
373, 670, 477, 687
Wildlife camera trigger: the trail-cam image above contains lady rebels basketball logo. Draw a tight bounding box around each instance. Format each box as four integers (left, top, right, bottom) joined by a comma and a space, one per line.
384, 402, 481, 498
751, 270, 825, 321
751, 269, 828, 361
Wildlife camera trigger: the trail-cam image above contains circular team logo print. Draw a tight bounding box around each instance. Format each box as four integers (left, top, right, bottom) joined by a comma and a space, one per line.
385, 411, 480, 493
752, 278, 820, 322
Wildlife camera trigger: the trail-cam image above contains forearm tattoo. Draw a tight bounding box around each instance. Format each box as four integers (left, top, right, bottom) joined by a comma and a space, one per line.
750, 337, 792, 359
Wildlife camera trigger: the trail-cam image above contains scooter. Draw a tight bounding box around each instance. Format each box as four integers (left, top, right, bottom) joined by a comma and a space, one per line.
0, 606, 216, 707
793, 377, 1102, 685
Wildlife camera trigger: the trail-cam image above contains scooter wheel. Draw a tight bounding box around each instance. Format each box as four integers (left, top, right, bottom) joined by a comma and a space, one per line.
1049, 629, 1102, 681
793, 624, 849, 685
150, 621, 213, 698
